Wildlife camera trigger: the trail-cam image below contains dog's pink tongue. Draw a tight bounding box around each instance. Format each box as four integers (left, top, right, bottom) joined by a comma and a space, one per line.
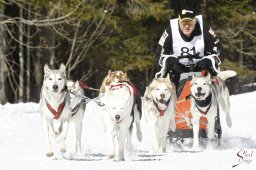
158, 103, 167, 111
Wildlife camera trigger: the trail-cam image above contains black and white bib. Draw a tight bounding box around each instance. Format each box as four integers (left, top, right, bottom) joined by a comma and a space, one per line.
171, 15, 205, 66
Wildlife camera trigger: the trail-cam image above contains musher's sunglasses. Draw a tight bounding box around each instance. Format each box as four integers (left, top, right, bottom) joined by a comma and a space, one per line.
180, 19, 195, 26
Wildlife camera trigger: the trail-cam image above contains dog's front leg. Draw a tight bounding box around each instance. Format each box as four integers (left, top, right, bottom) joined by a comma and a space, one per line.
75, 122, 82, 154
161, 117, 171, 153
42, 117, 53, 157
106, 127, 115, 159
206, 114, 216, 149
47, 119, 57, 137
56, 121, 69, 153
55, 121, 69, 143
192, 113, 200, 150
148, 114, 160, 153
118, 126, 128, 161
125, 125, 133, 152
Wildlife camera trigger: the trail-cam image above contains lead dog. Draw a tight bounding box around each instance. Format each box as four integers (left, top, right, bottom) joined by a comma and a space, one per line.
39, 64, 71, 157
190, 70, 236, 150
102, 80, 142, 161
40, 64, 85, 157
143, 75, 176, 153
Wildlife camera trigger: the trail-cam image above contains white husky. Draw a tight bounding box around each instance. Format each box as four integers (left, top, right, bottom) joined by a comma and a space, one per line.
39, 64, 71, 157
143, 75, 176, 153
39, 64, 85, 157
190, 70, 236, 150
102, 81, 142, 161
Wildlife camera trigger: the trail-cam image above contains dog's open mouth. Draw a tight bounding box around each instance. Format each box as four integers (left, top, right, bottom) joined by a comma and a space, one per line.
195, 92, 205, 98
158, 99, 166, 104
156, 99, 167, 111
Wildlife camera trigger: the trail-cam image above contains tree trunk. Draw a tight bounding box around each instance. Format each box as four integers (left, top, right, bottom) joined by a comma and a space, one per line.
19, 7, 24, 102
0, 9, 7, 104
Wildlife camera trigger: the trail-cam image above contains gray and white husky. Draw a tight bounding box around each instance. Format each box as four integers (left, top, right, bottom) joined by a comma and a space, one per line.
190, 70, 236, 150
66, 80, 86, 154
143, 75, 176, 153
39, 64, 85, 157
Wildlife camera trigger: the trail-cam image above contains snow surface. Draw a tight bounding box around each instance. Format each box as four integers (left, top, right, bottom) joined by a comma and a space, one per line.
0, 92, 256, 170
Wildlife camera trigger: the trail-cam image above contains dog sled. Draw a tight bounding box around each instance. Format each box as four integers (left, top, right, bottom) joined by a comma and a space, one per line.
156, 54, 222, 148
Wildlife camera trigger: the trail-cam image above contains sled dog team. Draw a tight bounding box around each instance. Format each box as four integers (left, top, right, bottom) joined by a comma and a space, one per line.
39, 63, 236, 161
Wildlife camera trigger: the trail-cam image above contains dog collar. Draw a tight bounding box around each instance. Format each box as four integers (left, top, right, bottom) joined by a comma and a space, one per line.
193, 93, 212, 115
194, 93, 212, 107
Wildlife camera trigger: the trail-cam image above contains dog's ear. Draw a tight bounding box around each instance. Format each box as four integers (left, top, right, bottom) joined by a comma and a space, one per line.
192, 74, 196, 79
144, 87, 149, 97
59, 63, 66, 72
206, 72, 211, 80
108, 70, 112, 76
123, 73, 127, 79
75, 80, 80, 89
191, 74, 196, 84
165, 73, 171, 82
44, 64, 50, 73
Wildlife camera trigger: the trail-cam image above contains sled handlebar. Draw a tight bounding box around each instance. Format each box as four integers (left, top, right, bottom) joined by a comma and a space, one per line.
177, 53, 201, 72
177, 53, 201, 60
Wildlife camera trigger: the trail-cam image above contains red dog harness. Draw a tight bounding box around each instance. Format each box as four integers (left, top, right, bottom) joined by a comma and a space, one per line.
45, 100, 65, 119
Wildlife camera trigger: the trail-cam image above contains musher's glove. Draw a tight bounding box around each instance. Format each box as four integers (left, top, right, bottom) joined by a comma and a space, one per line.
159, 54, 178, 67
165, 56, 178, 70
198, 54, 221, 75
155, 55, 177, 78
203, 54, 221, 66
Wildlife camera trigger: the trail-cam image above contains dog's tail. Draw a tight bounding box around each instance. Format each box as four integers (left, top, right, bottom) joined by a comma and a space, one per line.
217, 70, 237, 81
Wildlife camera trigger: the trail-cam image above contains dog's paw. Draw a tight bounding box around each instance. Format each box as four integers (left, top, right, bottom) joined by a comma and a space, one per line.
192, 142, 200, 151
226, 115, 232, 128
192, 146, 200, 152
137, 130, 142, 142
117, 156, 125, 161
169, 121, 176, 132
46, 152, 54, 157
152, 145, 161, 153
60, 148, 66, 153
108, 154, 115, 159
162, 146, 167, 153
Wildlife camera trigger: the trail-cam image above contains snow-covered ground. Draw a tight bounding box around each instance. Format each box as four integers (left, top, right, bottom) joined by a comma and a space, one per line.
0, 92, 255, 170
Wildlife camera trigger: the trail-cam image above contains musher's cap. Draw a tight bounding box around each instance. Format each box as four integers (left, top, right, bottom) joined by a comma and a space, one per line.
179, 9, 196, 21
